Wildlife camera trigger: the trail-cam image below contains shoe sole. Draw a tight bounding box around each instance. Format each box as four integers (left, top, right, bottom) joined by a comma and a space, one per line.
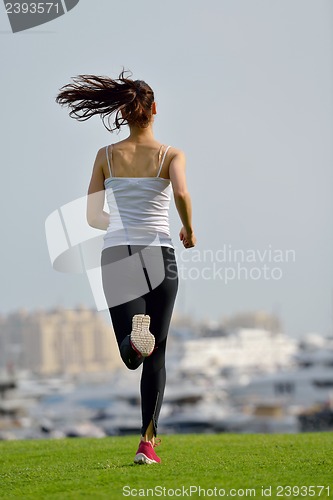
130, 314, 155, 357
134, 452, 159, 464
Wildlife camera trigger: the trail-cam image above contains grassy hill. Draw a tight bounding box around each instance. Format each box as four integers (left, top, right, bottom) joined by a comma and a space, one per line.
0, 433, 332, 499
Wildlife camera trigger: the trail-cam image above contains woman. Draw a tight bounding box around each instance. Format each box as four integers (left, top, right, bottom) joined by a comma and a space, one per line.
56, 69, 196, 464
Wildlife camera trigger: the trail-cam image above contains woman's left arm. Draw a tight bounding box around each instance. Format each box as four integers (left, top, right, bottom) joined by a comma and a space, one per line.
86, 148, 110, 230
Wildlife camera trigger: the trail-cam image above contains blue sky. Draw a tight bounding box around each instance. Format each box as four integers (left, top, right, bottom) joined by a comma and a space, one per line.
1, 0, 332, 337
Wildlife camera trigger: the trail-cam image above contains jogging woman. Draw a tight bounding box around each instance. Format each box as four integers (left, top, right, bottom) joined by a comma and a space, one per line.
56, 70, 196, 464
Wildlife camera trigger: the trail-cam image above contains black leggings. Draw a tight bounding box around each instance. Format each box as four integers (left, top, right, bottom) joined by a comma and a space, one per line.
101, 244, 178, 436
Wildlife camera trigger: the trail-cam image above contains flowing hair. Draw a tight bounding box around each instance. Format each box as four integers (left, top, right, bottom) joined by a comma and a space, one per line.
55, 69, 155, 132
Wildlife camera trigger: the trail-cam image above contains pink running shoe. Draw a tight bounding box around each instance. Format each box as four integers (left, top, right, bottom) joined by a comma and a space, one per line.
134, 441, 161, 464
130, 314, 155, 357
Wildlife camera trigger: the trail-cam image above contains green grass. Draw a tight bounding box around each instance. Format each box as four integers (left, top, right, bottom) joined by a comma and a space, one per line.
0, 433, 332, 499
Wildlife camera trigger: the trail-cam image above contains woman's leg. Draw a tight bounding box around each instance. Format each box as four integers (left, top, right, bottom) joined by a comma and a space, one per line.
101, 244, 178, 438
101, 245, 147, 369
139, 246, 179, 439
108, 296, 147, 370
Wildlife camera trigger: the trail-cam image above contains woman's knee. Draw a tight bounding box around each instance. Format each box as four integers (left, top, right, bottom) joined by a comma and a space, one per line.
119, 335, 143, 370
142, 347, 166, 374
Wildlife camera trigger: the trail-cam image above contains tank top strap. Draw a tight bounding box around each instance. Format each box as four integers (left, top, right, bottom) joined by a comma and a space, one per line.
156, 145, 171, 177
105, 144, 113, 177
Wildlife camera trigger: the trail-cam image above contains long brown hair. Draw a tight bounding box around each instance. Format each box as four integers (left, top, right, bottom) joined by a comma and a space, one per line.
55, 69, 155, 132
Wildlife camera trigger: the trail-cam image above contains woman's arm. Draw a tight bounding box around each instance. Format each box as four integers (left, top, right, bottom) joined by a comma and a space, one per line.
86, 148, 110, 230
169, 149, 196, 248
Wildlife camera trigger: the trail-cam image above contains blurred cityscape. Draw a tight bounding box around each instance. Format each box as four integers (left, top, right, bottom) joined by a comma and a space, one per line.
1, 306, 333, 440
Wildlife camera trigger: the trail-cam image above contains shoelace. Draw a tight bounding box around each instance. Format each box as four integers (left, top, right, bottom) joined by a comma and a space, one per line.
152, 438, 161, 448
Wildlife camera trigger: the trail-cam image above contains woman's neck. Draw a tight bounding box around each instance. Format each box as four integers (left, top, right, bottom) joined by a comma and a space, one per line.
128, 124, 155, 142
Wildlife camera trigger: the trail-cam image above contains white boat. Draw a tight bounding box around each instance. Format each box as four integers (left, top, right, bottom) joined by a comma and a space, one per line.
227, 366, 333, 409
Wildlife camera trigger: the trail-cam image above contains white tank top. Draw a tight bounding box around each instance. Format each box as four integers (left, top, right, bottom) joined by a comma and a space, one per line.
102, 144, 174, 250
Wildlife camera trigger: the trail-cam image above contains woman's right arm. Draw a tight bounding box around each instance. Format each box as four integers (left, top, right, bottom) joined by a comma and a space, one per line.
169, 149, 196, 248
86, 148, 110, 230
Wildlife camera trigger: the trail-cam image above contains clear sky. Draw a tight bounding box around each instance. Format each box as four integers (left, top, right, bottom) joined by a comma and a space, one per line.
1, 0, 332, 338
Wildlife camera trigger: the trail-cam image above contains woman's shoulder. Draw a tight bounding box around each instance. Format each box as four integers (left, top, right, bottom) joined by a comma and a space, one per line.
96, 142, 185, 160
98, 139, 125, 152
94, 145, 108, 163
166, 145, 185, 156
167, 146, 186, 163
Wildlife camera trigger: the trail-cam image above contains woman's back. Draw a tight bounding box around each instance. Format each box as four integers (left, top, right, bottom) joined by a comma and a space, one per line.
102, 139, 172, 180
102, 140, 175, 250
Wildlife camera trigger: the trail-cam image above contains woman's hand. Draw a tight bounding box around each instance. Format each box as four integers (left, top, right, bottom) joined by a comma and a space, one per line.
179, 227, 196, 248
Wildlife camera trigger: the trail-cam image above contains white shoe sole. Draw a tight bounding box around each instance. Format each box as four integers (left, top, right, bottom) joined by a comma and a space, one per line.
130, 314, 155, 357
134, 452, 158, 464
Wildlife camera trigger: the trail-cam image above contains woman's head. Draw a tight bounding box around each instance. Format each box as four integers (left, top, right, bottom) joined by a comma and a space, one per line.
55, 69, 155, 132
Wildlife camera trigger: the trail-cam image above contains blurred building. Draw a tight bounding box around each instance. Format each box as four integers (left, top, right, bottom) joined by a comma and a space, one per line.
0, 306, 122, 376
221, 310, 282, 334
179, 327, 297, 379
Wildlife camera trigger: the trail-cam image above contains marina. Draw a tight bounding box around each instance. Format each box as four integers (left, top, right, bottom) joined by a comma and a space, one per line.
1, 326, 333, 440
